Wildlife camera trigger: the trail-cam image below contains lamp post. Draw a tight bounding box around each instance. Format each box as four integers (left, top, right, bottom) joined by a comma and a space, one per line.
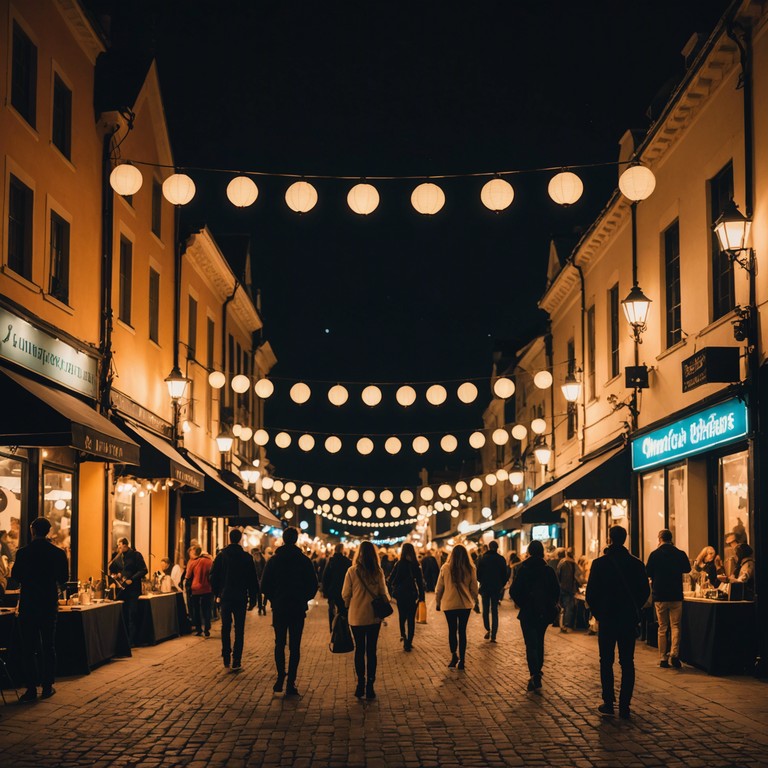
165, 365, 190, 445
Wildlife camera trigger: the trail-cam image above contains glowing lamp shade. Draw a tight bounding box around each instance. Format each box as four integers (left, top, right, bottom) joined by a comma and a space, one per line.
395, 385, 416, 407
481, 507, 493, 519
298, 434, 315, 452
469, 477, 483, 492
713, 200, 751, 253
534, 440, 553, 466
455, 480, 468, 494
164, 366, 189, 401
561, 375, 582, 403
380, 489, 394, 504
239, 427, 253, 442
440, 434, 458, 453
254, 379, 274, 398
332, 487, 345, 500
622, 285, 652, 327
208, 370, 226, 389
361, 385, 382, 407
618, 164, 656, 202
357, 437, 374, 455
496, 468, 509, 481
411, 182, 445, 215
534, 371, 553, 389
438, 484, 452, 499
275, 432, 292, 449
347, 183, 380, 215
485, 473, 498, 486
162, 173, 196, 205
457, 382, 478, 403
301, 484, 313, 497
285, 180, 318, 213
511, 424, 527, 441
469, 431, 486, 449
318, 487, 331, 501
509, 466, 525, 486
480, 178, 514, 211
420, 486, 434, 501
531, 418, 547, 435
285, 481, 297, 494
110, 163, 143, 196
548, 171, 583, 206
412, 436, 429, 454
226, 176, 259, 207
324, 435, 342, 454
253, 429, 269, 446
261, 476, 274, 490
328, 384, 348, 406
426, 384, 447, 405
363, 490, 376, 503
400, 489, 414, 504
231, 374, 250, 394
492, 428, 509, 446
216, 428, 234, 453
493, 377, 515, 399
384, 436, 402, 455
289, 382, 311, 404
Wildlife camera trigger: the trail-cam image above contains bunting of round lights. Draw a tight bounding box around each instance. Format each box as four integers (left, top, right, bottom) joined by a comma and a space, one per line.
109, 160, 655, 215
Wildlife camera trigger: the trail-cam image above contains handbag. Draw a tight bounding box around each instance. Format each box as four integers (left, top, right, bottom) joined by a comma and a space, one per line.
329, 612, 355, 654
416, 600, 427, 624
360, 574, 394, 619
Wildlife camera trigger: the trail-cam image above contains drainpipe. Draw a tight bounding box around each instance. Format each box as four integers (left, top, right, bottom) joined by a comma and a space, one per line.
545, 321, 555, 470
220, 281, 239, 430
573, 263, 588, 458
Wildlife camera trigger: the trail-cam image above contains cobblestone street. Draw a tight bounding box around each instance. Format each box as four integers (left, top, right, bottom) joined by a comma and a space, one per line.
1, 597, 766, 768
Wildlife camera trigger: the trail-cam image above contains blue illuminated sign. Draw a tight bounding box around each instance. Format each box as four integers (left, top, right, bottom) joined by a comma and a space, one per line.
631, 397, 749, 471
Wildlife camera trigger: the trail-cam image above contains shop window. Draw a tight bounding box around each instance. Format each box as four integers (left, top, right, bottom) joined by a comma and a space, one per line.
641, 469, 665, 560
667, 464, 688, 556
586, 305, 596, 400
49, 211, 70, 304
52, 74, 72, 159
43, 467, 73, 574
664, 220, 681, 348
0, 455, 24, 566
8, 174, 34, 281
151, 179, 162, 238
11, 21, 37, 128
112, 482, 134, 555
709, 163, 734, 321
148, 267, 160, 343
721, 449, 749, 577
608, 283, 619, 379
118, 236, 133, 324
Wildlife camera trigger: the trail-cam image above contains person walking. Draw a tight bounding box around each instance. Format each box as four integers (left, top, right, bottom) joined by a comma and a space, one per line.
645, 528, 691, 669
388, 542, 425, 651
421, 549, 440, 592
251, 548, 267, 615
476, 540, 507, 642
557, 548, 582, 633
185, 545, 214, 637
342, 540, 391, 699
509, 540, 560, 691
11, 517, 69, 702
322, 542, 352, 632
109, 537, 148, 646
586, 525, 650, 719
210, 530, 259, 671
260, 527, 318, 696
435, 544, 478, 670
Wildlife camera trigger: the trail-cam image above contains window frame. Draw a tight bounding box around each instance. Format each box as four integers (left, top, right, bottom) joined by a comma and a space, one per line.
151, 178, 162, 238
51, 73, 72, 160
148, 266, 160, 344
608, 283, 620, 379
709, 162, 735, 322
10, 19, 37, 129
7, 173, 34, 282
118, 236, 133, 325
663, 219, 682, 349
48, 209, 70, 305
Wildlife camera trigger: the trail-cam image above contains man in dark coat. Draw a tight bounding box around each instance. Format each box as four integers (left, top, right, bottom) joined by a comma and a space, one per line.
510, 540, 560, 691
476, 540, 508, 642
259, 527, 317, 696
321, 543, 352, 632
210, 529, 260, 671
586, 525, 650, 719
109, 537, 148, 646
11, 517, 69, 701
421, 550, 440, 592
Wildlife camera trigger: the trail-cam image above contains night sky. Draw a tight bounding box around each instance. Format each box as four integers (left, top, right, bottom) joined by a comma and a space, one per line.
101, 1, 730, 503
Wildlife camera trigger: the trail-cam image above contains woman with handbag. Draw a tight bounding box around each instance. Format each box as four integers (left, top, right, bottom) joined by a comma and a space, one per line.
342, 540, 391, 700
435, 544, 479, 670
388, 542, 425, 652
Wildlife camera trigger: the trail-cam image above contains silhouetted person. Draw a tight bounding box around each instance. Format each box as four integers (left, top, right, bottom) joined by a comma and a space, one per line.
421, 550, 440, 592
388, 542, 425, 651
11, 517, 69, 702
476, 540, 508, 642
109, 537, 148, 646
322, 543, 352, 632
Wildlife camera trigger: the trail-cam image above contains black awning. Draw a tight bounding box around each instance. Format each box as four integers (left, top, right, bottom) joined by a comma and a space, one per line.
117, 420, 204, 491
0, 366, 139, 464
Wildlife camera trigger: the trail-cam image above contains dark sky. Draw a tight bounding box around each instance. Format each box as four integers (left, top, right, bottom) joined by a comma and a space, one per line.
104, 1, 730, 508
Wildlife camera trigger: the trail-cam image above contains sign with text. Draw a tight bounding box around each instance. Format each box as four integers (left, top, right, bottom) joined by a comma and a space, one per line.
631, 397, 749, 471
0, 307, 98, 398
682, 347, 740, 393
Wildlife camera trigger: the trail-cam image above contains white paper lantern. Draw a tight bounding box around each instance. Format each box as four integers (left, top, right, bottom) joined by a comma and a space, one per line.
451, 508, 460, 518
275, 432, 291, 448
261, 476, 274, 490
293, 495, 303, 505
253, 429, 269, 446
110, 163, 143, 196
470, 477, 483, 492
492, 428, 509, 445
361, 507, 373, 519
285, 481, 297, 494
328, 384, 348, 406
231, 374, 250, 394
332, 487, 345, 501
438, 484, 452, 499
531, 418, 547, 435
482, 507, 493, 519
400, 489, 414, 504
485, 473, 498, 486
534, 371, 553, 389
420, 486, 434, 501
347, 489, 360, 502
298, 434, 315, 452
496, 468, 509, 481
411, 182, 445, 215
299, 484, 312, 497
318, 487, 331, 501
283, 509, 293, 519
232, 424, 242, 437
226, 176, 259, 207
509, 468, 524, 486
290, 382, 311, 404
548, 171, 584, 206
426, 384, 447, 405
407, 506, 418, 517
162, 173, 196, 205
357, 437, 374, 455
412, 436, 429, 454
384, 437, 402, 455
208, 371, 226, 389
511, 424, 528, 441
440, 434, 458, 453
324, 435, 342, 454
347, 183, 380, 215
469, 431, 486, 449
304, 498, 315, 509
361, 490, 375, 503
619, 164, 656, 202
391, 507, 401, 518
285, 180, 318, 213
254, 379, 274, 398
375, 508, 386, 519
347, 506, 358, 517
455, 480, 468, 494
457, 382, 478, 403
379, 489, 394, 504
361, 385, 382, 407
493, 377, 515, 398
395, 386, 416, 407
480, 178, 514, 211
272, 480, 284, 492
239, 427, 253, 442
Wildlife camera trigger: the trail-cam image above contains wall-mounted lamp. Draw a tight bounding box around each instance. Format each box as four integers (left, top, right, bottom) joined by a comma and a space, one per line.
713, 199, 753, 271
533, 438, 552, 467
621, 284, 652, 343
215, 426, 235, 453
561, 372, 583, 404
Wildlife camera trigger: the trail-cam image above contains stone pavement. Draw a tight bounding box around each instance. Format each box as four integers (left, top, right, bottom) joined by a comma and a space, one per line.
0, 596, 766, 768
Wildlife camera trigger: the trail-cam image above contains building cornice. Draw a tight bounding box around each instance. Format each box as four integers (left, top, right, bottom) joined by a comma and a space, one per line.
538, 263, 581, 316
54, 0, 106, 65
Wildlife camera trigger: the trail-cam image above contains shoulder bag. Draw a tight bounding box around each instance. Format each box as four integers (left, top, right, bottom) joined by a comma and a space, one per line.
359, 572, 394, 620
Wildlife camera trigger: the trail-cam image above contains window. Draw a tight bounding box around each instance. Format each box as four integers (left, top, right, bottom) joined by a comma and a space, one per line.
710, 163, 735, 320
151, 179, 162, 238
664, 220, 682, 348
586, 305, 596, 400
118, 236, 132, 324
566, 338, 576, 440
608, 283, 620, 379
641, 469, 665, 560
721, 449, 750, 579
148, 268, 160, 343
43, 467, 73, 575
8, 175, 34, 280
49, 211, 70, 304
11, 21, 37, 127
52, 75, 72, 159
187, 296, 198, 359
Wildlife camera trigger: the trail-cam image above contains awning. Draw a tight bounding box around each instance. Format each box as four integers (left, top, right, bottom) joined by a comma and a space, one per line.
117, 420, 204, 491
181, 456, 280, 525
0, 366, 139, 464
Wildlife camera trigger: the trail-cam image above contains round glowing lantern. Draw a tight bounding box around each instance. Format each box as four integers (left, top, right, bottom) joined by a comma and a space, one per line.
493, 377, 515, 398
357, 437, 374, 455
361, 385, 382, 407
384, 437, 402, 455
469, 431, 486, 449
328, 384, 348, 406
492, 428, 509, 445
412, 436, 429, 454
496, 468, 509, 481
455, 480, 468, 494
396, 385, 417, 407
511, 424, 528, 441
110, 163, 143, 196
347, 489, 360, 502
485, 473, 498, 486
531, 418, 547, 435
548, 171, 583, 206
438, 484, 452, 499
380, 489, 394, 504
285, 180, 318, 213
470, 477, 483, 492
400, 489, 414, 504
239, 427, 253, 442
332, 487, 345, 501
619, 164, 656, 201
411, 182, 445, 215
324, 435, 342, 453
480, 178, 514, 211
363, 490, 376, 503
290, 382, 311, 404
275, 432, 291, 449
253, 429, 269, 446
254, 379, 274, 398
440, 434, 458, 453
317, 487, 331, 501
420, 486, 434, 501
208, 371, 226, 389
347, 183, 379, 215
426, 384, 447, 405
162, 173, 196, 205
457, 382, 478, 403
226, 176, 259, 207
231, 374, 250, 394
298, 434, 315, 452
534, 370, 553, 389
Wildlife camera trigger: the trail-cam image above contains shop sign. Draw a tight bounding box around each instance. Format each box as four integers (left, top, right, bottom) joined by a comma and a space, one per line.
682, 347, 740, 393
111, 390, 172, 438
72, 424, 140, 465
0, 307, 98, 398
631, 397, 749, 471
170, 462, 204, 491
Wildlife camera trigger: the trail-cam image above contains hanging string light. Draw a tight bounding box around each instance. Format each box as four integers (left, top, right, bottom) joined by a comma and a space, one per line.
226, 176, 259, 207
285, 180, 318, 213
396, 385, 417, 407
347, 182, 380, 215
411, 182, 445, 215
480, 178, 514, 212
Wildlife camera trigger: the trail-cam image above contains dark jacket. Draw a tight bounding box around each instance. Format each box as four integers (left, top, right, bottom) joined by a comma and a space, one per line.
421, 554, 440, 590
321, 552, 352, 600
12, 538, 69, 616
557, 557, 581, 593
645, 543, 691, 602
109, 547, 148, 597
586, 544, 650, 625
260, 543, 318, 617
509, 556, 560, 622
476, 550, 509, 595
210, 544, 259, 605
388, 558, 426, 602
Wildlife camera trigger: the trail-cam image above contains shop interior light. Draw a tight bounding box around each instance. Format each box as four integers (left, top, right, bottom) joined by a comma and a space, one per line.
165, 366, 190, 401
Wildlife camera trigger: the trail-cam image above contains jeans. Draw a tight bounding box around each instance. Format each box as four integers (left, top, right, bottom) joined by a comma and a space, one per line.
190, 593, 213, 633
20, 613, 57, 690
655, 601, 683, 660
220, 599, 247, 664
481, 593, 500, 637
520, 615, 549, 678
351, 623, 381, 682
444, 608, 471, 660
273, 613, 305, 683
327, 595, 345, 632
560, 589, 576, 628
396, 595, 418, 641
598, 619, 637, 709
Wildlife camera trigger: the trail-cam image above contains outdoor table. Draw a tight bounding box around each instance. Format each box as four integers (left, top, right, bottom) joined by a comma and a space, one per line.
136, 593, 180, 645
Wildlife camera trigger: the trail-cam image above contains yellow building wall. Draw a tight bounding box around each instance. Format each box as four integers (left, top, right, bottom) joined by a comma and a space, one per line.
150, 491, 169, 572
77, 461, 105, 583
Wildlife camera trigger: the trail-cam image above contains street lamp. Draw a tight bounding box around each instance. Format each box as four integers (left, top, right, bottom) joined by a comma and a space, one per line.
215, 425, 235, 453
713, 199, 753, 269
165, 365, 190, 401
508, 461, 525, 487
533, 438, 552, 467
560, 373, 582, 404
621, 284, 652, 342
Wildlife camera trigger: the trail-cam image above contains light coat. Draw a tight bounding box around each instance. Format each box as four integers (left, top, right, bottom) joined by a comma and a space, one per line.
342, 566, 391, 627
435, 562, 479, 611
